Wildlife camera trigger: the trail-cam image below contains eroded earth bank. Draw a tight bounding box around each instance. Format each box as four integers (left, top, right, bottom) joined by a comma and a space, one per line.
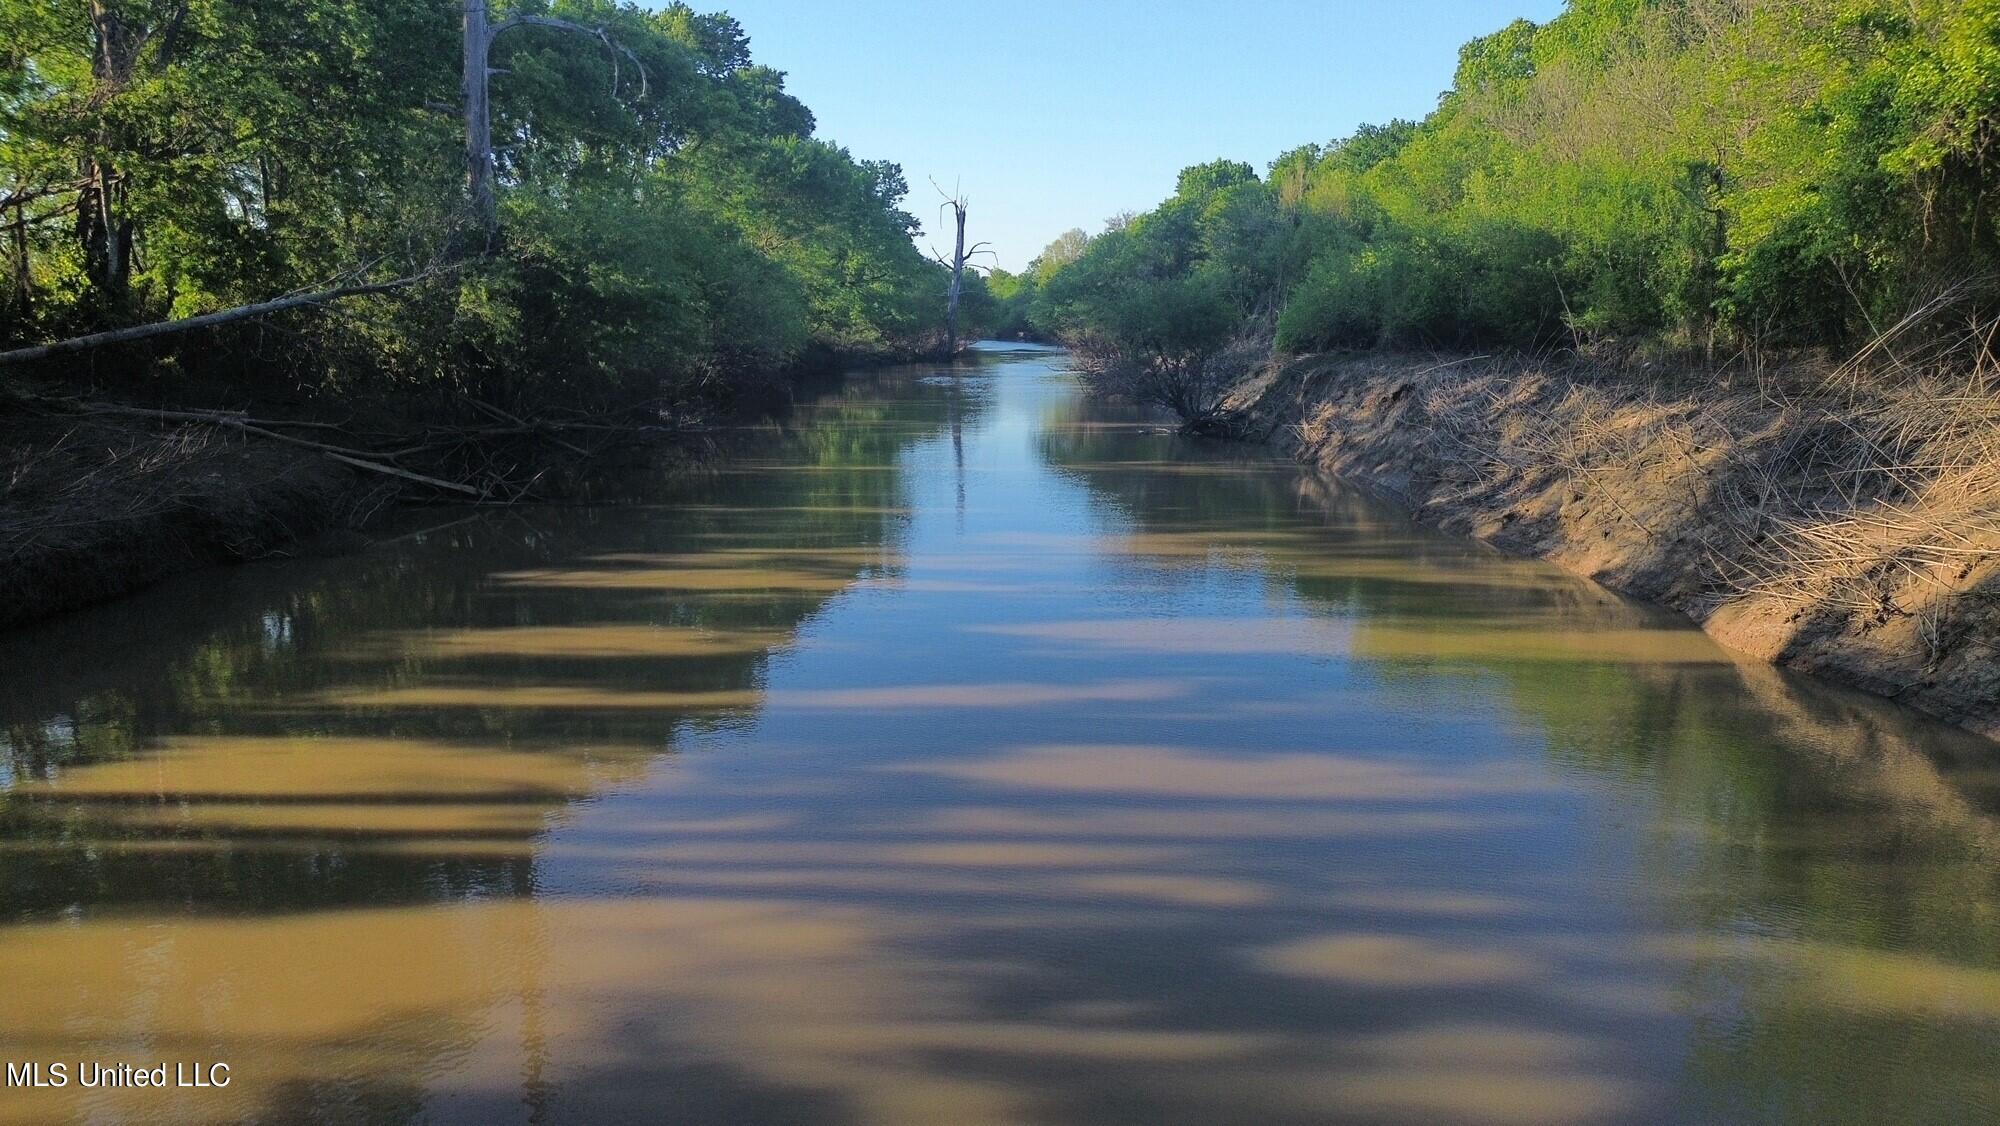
1225, 354, 2000, 740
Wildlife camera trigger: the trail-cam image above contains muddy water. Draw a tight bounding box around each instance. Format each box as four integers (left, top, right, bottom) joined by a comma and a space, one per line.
3, 344, 1999, 1125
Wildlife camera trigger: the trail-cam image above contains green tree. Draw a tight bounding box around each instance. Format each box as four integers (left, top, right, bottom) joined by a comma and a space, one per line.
0, 1, 945, 411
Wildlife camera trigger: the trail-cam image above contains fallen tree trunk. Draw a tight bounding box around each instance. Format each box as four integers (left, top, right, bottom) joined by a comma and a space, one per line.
321, 451, 482, 497
63, 401, 485, 497
80, 403, 386, 458
44, 395, 692, 502
0, 271, 440, 367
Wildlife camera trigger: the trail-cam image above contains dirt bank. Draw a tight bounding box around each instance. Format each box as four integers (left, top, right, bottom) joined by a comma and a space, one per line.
0, 376, 771, 629
0, 412, 367, 629
1225, 353, 2000, 740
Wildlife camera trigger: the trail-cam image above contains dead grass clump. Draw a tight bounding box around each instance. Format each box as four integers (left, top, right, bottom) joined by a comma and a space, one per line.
1246, 318, 2000, 731
1278, 337, 1997, 633
0, 413, 363, 627
1738, 372, 2000, 623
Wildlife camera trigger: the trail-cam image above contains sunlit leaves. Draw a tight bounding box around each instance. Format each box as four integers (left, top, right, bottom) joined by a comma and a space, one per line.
1035, 0, 2000, 358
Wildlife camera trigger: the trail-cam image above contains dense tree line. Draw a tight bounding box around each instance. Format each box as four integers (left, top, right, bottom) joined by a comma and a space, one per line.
0, 1, 953, 411
1020, 0, 2000, 380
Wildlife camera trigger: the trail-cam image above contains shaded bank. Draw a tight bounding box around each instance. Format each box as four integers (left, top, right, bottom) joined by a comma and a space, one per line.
0, 352, 881, 629
0, 411, 362, 630
1223, 353, 2000, 740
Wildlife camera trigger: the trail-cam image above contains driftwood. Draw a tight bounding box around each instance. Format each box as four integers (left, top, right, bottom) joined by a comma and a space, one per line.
59, 401, 482, 497
321, 451, 481, 497
82, 404, 380, 455
470, 396, 590, 456
0, 271, 442, 367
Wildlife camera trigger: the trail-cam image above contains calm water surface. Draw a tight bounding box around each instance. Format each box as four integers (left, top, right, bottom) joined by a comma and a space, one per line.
3, 345, 1999, 1124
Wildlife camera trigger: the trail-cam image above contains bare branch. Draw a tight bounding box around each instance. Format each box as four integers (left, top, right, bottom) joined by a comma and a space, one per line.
0, 267, 456, 367
0, 200, 82, 234
0, 176, 114, 211
491, 14, 649, 99
320, 452, 483, 497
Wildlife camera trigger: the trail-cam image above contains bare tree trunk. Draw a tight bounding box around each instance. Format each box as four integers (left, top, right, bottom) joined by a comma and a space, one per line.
462, 3, 645, 240
945, 198, 966, 355
464, 0, 496, 236
82, 0, 139, 303
76, 161, 131, 300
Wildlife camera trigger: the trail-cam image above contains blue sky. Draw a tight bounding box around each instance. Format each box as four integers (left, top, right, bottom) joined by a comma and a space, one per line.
711, 1, 1567, 271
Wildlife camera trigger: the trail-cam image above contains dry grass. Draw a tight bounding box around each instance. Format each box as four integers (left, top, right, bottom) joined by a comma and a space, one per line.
1745, 377, 1999, 617
7, 423, 227, 552
1233, 305, 2000, 731
1722, 310, 2000, 637
0, 410, 364, 626
1276, 330, 1998, 657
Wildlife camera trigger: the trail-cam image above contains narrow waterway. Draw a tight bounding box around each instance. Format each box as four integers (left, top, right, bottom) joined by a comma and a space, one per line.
3, 345, 1997, 1125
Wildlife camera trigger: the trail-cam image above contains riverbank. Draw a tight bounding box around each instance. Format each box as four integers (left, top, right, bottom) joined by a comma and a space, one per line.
1223, 352, 2000, 740
0, 395, 708, 631
0, 342, 963, 630
0, 408, 371, 630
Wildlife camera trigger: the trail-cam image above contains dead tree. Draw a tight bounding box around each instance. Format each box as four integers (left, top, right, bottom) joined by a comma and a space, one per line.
929, 180, 994, 356
463, 0, 648, 237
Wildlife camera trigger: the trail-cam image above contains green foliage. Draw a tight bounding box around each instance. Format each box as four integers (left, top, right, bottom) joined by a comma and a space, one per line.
1037, 0, 2000, 365
1324, 121, 1418, 175
0, 0, 943, 408
1106, 272, 1235, 363
1174, 159, 1257, 199
1029, 228, 1091, 288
